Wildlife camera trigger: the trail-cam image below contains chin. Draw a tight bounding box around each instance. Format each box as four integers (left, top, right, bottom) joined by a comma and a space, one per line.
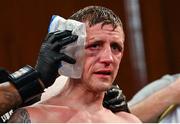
92, 82, 112, 92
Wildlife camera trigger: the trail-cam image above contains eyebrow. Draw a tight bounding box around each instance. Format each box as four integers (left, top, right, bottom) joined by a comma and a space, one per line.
86, 37, 101, 44
85, 40, 101, 48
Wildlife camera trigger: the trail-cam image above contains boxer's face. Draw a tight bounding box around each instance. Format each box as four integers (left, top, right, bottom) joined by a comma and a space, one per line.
81, 23, 124, 92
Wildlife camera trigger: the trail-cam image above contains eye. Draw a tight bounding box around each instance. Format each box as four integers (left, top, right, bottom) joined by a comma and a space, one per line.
111, 43, 123, 53
91, 43, 100, 49
86, 41, 101, 50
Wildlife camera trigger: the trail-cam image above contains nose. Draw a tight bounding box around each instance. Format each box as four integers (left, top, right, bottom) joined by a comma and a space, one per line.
99, 46, 113, 65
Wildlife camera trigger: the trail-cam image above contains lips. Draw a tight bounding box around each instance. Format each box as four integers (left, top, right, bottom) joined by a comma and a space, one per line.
94, 70, 112, 76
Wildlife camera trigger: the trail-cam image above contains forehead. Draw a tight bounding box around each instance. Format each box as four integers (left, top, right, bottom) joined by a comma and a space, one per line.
86, 23, 124, 43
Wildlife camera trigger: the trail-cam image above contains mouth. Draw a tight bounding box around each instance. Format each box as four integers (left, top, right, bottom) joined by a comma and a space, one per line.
94, 70, 112, 77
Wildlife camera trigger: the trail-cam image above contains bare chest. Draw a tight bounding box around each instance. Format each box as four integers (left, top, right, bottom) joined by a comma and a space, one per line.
40, 109, 131, 123
30, 106, 137, 123
66, 110, 134, 123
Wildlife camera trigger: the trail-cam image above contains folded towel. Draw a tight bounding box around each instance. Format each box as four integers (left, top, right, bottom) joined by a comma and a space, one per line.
48, 15, 86, 78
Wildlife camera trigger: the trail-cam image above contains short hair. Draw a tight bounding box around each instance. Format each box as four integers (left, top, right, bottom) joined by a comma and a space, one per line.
69, 6, 123, 29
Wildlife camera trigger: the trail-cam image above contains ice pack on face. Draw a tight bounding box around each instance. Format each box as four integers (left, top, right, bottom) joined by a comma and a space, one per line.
48, 15, 86, 78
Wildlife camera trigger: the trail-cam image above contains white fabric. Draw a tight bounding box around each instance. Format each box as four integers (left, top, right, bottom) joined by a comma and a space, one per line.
41, 75, 68, 101
48, 15, 86, 78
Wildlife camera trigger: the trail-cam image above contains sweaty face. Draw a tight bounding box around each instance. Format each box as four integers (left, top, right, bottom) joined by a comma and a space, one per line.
80, 23, 124, 92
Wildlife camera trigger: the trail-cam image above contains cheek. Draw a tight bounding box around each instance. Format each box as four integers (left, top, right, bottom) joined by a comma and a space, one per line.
82, 57, 95, 77
117, 53, 123, 63
83, 50, 99, 69
114, 55, 123, 71
115, 52, 122, 61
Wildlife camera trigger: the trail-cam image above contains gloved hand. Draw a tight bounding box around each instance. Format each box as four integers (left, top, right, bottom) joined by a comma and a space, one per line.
35, 30, 78, 88
103, 85, 130, 113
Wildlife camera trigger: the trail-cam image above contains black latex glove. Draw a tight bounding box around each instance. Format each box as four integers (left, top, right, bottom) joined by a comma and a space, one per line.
103, 85, 130, 113
36, 30, 78, 88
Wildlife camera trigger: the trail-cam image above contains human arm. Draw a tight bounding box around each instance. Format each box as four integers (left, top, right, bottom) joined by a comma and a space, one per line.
129, 74, 180, 122
0, 30, 77, 116
0, 81, 21, 116
7, 108, 31, 123
0, 65, 43, 116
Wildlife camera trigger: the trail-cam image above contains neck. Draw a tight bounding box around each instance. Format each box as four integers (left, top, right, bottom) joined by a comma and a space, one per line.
48, 78, 105, 111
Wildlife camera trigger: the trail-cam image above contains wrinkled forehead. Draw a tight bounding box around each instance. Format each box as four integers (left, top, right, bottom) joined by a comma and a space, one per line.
85, 21, 122, 29
85, 22, 125, 42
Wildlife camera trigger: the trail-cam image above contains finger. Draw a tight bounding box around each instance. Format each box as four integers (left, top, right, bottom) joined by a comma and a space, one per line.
46, 30, 72, 44
107, 89, 122, 97
107, 96, 124, 104
50, 35, 78, 52
109, 99, 124, 106
59, 35, 78, 47
106, 91, 118, 98
104, 90, 121, 103
56, 53, 76, 64
109, 103, 130, 113
54, 30, 72, 42
106, 92, 125, 104
51, 42, 60, 52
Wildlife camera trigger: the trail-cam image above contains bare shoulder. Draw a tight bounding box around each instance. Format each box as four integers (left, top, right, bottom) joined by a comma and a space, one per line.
8, 105, 46, 123
116, 111, 142, 123
8, 108, 31, 123
21, 104, 76, 123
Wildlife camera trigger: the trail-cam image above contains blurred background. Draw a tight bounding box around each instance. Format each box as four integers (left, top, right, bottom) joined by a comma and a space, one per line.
0, 0, 179, 100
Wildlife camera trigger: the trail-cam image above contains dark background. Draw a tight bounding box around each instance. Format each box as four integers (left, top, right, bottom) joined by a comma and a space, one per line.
0, 0, 179, 100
